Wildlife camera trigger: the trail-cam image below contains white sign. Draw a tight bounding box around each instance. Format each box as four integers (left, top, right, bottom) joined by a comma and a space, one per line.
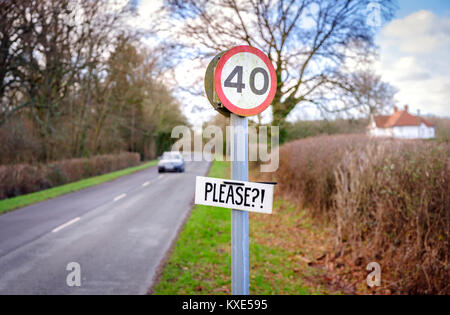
195, 176, 274, 214
214, 46, 277, 117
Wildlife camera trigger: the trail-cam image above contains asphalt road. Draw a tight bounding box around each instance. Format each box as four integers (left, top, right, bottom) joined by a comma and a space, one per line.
0, 158, 210, 295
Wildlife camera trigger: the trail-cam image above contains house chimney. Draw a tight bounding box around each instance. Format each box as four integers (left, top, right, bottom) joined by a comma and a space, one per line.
404, 105, 409, 112
394, 106, 398, 113
417, 109, 421, 117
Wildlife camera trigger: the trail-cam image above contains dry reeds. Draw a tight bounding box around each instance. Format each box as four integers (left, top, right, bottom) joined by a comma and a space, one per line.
276, 135, 450, 294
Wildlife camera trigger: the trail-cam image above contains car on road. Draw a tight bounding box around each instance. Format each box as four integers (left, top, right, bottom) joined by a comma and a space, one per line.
158, 151, 185, 173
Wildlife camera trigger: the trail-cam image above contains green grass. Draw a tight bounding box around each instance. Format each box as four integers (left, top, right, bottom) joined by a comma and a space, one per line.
152, 160, 320, 295
0, 160, 157, 215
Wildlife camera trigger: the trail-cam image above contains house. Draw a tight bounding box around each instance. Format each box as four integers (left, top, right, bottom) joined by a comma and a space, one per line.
367, 105, 435, 139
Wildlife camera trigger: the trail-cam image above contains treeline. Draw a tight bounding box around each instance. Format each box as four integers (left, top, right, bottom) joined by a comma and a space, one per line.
284, 116, 450, 143
0, 0, 187, 165
284, 118, 368, 142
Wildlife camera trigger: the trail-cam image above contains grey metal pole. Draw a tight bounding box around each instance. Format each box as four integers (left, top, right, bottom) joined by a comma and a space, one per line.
230, 113, 249, 295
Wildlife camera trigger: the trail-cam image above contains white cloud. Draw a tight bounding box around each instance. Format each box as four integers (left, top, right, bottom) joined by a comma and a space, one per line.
376, 10, 450, 117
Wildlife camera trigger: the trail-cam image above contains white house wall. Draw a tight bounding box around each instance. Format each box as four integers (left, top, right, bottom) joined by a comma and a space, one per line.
370, 124, 435, 139
393, 126, 419, 139
420, 123, 435, 139
370, 127, 393, 137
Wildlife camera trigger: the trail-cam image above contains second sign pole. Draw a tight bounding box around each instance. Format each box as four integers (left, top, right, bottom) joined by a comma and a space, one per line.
230, 113, 249, 295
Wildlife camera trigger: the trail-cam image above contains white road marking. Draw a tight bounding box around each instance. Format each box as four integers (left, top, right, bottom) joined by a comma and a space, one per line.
157, 175, 164, 180
52, 217, 81, 233
113, 193, 127, 202
142, 181, 150, 187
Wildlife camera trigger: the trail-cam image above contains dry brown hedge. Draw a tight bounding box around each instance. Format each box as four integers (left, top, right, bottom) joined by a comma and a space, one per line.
0, 152, 140, 200
276, 134, 450, 294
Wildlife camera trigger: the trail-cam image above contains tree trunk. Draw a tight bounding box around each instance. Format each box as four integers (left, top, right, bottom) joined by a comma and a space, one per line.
272, 104, 289, 144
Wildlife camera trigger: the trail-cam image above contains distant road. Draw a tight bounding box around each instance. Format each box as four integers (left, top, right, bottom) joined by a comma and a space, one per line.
0, 157, 210, 294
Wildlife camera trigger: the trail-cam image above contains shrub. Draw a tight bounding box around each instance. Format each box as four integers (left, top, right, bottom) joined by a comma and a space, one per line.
0, 152, 140, 200
276, 134, 368, 217
334, 140, 449, 294
275, 135, 450, 294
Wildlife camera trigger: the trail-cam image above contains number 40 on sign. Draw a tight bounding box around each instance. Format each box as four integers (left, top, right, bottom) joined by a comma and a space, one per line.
205, 45, 277, 117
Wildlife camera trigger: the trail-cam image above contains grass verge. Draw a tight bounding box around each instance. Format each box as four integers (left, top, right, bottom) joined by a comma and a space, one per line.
0, 160, 157, 215
152, 160, 336, 295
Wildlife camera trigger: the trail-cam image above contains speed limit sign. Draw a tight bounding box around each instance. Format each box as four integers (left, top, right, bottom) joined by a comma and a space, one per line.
207, 46, 277, 117
203, 45, 278, 295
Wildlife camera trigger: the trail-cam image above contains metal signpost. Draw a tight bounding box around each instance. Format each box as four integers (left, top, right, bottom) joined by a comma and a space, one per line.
201, 45, 277, 295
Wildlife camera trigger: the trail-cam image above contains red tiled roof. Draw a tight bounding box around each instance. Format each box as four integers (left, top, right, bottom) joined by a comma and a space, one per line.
373, 115, 391, 128
371, 110, 434, 128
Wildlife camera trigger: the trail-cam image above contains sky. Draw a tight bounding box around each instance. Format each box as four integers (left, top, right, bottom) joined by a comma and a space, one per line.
374, 0, 450, 118
133, 0, 450, 124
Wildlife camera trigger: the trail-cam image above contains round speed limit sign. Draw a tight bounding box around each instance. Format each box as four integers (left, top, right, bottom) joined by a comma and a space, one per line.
213, 46, 277, 117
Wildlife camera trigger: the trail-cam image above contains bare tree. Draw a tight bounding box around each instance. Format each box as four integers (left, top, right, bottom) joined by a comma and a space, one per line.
0, 0, 133, 160
0, 0, 33, 121
0, 1, 194, 164
162, 0, 396, 141
89, 38, 188, 159
340, 70, 397, 117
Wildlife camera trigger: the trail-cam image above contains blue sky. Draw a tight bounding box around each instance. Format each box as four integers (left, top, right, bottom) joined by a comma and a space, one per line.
396, 0, 450, 18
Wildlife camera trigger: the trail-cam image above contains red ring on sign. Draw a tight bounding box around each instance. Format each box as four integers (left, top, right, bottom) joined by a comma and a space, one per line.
214, 46, 277, 117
